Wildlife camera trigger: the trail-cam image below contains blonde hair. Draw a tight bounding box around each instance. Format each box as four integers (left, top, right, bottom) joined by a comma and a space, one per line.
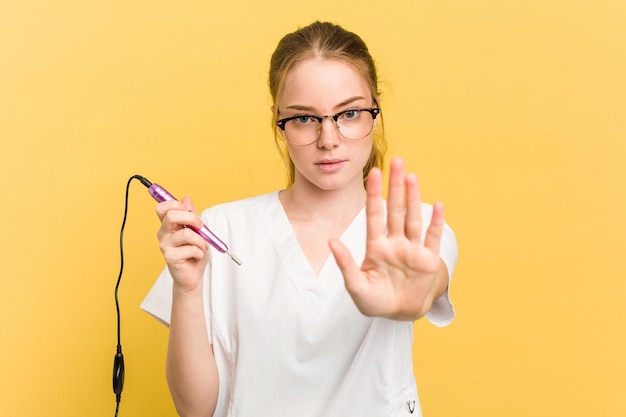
269, 21, 386, 186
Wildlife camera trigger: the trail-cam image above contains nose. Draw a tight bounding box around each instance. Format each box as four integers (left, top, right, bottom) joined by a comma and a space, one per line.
316, 117, 340, 149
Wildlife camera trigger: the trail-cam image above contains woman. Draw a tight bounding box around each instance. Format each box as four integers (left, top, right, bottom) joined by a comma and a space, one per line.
142, 21, 458, 417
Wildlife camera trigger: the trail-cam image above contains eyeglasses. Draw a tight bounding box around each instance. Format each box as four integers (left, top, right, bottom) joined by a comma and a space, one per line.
276, 108, 380, 146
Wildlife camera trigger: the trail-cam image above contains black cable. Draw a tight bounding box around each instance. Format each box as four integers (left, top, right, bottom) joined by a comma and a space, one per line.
113, 175, 152, 416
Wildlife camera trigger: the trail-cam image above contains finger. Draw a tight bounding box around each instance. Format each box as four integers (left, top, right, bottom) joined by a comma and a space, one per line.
404, 173, 423, 242
180, 196, 196, 213
386, 157, 406, 236
424, 202, 444, 253
365, 167, 385, 240
328, 238, 364, 294
161, 235, 208, 263
158, 196, 205, 229
158, 209, 205, 243
155, 200, 185, 221
165, 209, 200, 230
179, 197, 208, 231
168, 227, 209, 251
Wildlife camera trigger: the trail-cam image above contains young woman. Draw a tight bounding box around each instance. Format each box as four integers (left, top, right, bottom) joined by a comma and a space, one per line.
142, 21, 458, 417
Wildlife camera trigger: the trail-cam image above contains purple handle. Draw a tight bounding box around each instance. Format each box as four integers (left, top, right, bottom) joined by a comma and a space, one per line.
148, 183, 228, 253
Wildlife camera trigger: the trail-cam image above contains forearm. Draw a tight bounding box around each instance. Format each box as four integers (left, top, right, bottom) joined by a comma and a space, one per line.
166, 285, 219, 417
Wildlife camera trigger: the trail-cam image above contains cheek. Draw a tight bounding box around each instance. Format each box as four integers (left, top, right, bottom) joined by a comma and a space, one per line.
285, 143, 308, 167
356, 138, 375, 161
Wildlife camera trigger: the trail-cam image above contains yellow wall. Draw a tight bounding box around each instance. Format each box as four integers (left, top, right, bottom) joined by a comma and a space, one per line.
1, 1, 624, 416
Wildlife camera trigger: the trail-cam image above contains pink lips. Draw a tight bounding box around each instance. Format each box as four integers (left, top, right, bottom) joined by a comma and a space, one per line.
316, 159, 346, 173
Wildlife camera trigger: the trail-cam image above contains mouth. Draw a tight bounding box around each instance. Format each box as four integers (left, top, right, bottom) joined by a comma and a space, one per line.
315, 159, 347, 172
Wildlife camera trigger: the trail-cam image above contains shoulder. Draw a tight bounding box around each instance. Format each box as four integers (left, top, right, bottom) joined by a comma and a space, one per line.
199, 191, 280, 222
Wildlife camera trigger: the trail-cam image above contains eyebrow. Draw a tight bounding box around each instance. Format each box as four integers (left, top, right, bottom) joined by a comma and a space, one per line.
284, 96, 368, 113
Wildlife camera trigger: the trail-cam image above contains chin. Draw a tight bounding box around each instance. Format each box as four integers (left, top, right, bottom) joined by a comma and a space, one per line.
304, 173, 363, 193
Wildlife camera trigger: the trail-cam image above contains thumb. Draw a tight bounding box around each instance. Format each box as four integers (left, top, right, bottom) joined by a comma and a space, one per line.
328, 238, 361, 290
180, 196, 197, 213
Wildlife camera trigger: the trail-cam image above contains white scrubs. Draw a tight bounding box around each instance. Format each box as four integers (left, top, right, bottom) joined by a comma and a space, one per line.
141, 191, 458, 417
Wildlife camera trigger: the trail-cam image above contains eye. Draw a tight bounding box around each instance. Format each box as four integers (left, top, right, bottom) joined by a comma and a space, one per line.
294, 115, 316, 125
339, 109, 360, 121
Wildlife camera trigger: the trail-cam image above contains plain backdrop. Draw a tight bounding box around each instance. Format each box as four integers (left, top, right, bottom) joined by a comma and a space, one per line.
1, 1, 624, 416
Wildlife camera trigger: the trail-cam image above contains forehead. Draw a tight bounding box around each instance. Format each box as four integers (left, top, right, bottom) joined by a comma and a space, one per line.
279, 58, 371, 110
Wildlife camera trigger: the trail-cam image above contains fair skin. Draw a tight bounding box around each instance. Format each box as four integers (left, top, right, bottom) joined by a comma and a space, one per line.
155, 57, 448, 416
277, 58, 375, 275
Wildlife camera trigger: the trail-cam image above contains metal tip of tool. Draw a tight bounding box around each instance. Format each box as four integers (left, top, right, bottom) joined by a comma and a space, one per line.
226, 251, 242, 266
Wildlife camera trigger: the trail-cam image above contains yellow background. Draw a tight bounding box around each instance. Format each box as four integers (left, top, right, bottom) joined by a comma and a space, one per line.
1, 1, 624, 416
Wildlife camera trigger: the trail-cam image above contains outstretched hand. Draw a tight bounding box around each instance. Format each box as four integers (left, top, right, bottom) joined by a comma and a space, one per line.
328, 157, 448, 321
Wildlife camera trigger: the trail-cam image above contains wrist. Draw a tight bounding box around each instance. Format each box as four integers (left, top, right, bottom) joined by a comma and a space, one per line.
172, 280, 204, 300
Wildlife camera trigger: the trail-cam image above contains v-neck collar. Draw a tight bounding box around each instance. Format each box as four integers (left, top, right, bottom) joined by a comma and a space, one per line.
266, 191, 366, 281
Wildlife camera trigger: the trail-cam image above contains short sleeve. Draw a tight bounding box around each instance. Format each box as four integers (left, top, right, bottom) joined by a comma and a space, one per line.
140, 266, 174, 326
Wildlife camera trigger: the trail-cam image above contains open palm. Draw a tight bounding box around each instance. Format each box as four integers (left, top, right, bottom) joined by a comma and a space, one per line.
329, 157, 446, 321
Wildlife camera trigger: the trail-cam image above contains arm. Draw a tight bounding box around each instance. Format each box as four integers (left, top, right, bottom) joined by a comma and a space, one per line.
329, 157, 453, 321
157, 198, 219, 416
167, 284, 219, 417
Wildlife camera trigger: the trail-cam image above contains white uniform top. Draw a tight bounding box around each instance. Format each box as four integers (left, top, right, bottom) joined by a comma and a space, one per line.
141, 191, 458, 417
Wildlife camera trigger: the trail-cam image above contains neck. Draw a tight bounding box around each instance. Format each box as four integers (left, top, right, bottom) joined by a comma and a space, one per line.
279, 181, 366, 224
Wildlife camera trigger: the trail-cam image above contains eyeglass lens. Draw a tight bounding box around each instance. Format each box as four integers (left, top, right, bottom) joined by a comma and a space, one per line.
284, 110, 376, 145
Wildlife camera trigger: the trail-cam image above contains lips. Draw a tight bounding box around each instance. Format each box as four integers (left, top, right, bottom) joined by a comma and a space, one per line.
315, 159, 347, 172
